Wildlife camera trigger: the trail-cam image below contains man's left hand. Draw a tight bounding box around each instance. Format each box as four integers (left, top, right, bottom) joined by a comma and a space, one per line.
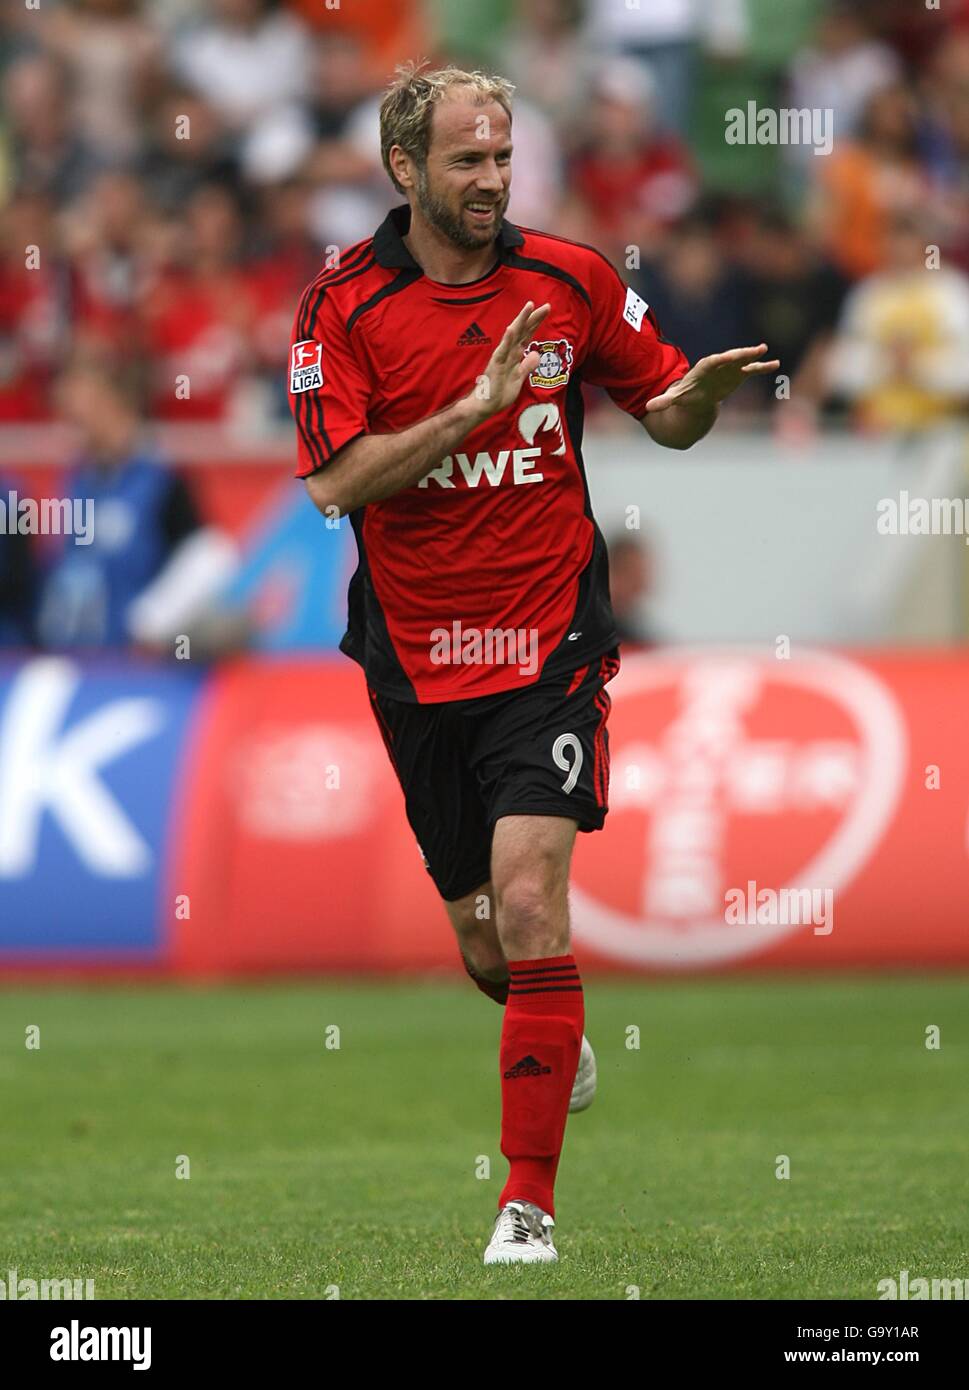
645, 343, 781, 414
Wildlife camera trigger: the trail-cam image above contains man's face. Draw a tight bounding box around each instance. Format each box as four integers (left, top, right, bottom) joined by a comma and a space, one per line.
408, 95, 512, 251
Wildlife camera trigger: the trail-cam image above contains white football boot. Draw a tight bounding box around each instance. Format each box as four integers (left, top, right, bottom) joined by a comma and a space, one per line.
483, 1200, 558, 1264
568, 1034, 597, 1113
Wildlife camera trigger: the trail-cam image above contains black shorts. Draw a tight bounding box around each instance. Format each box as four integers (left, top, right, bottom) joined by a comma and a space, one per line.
366, 649, 621, 901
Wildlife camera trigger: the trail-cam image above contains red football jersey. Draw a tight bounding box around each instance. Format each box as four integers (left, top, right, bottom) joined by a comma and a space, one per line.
289, 204, 688, 703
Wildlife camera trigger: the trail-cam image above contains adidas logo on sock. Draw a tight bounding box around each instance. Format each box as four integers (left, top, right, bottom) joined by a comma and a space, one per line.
457, 321, 491, 347
504, 1054, 552, 1079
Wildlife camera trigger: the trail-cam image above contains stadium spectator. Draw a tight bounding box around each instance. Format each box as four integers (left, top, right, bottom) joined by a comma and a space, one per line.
170, 0, 311, 156
249, 178, 326, 419
635, 213, 747, 374
499, 0, 595, 143
138, 183, 259, 422
563, 59, 698, 271
582, 0, 750, 140
65, 170, 157, 363
785, 2, 901, 166
824, 212, 969, 433
305, 31, 381, 149
286, 0, 431, 85
0, 190, 71, 423
918, 32, 969, 274
607, 534, 661, 648
870, 0, 969, 70
0, 478, 37, 647
298, 31, 393, 248
139, 85, 243, 216
35, 362, 239, 652
809, 83, 932, 281
734, 207, 848, 422
1, 52, 103, 205
32, 0, 164, 163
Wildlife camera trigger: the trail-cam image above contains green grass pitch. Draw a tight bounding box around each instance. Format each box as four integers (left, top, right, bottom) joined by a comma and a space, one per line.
1, 977, 967, 1300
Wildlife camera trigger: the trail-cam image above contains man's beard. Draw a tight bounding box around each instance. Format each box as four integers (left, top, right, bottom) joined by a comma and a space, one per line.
414, 166, 507, 251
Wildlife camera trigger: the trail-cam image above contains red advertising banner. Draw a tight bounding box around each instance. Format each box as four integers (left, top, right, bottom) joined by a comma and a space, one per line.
169, 649, 969, 975
170, 658, 447, 973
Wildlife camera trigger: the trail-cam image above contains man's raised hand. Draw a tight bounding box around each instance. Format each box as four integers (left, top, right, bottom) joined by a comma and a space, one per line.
645, 343, 781, 414
467, 300, 551, 421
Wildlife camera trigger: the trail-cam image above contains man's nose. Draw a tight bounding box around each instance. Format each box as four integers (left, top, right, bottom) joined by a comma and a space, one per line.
474, 159, 505, 192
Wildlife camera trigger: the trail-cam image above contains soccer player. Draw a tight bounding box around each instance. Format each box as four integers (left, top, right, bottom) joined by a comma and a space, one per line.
289, 63, 778, 1264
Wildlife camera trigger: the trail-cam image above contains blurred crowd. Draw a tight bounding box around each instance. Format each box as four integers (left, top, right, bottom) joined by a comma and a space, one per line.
1, 0, 968, 440
2, 0, 969, 654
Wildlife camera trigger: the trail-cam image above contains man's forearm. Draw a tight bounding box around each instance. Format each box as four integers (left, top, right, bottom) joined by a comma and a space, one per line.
641, 400, 719, 450
305, 396, 486, 516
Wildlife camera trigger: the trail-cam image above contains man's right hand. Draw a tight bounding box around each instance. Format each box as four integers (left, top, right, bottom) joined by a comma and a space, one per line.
464, 300, 551, 423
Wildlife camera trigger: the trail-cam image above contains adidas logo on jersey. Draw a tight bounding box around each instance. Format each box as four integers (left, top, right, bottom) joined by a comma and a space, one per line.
504, 1054, 552, 1079
457, 321, 492, 347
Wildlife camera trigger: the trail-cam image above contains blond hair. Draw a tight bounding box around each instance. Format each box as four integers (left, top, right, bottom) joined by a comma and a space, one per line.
379, 61, 515, 194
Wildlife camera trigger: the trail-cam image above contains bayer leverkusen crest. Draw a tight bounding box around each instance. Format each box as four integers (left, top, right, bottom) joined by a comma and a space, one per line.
527, 338, 573, 390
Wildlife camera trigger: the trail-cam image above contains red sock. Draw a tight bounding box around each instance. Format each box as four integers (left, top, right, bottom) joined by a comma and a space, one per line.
498, 955, 584, 1219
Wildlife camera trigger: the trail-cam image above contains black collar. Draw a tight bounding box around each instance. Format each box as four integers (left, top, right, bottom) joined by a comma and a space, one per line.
372, 202, 524, 271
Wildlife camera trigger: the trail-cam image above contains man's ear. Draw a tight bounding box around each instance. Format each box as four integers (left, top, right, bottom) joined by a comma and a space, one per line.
389, 145, 415, 192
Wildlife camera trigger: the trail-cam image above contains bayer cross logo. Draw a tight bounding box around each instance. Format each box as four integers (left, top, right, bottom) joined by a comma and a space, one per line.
570, 650, 907, 968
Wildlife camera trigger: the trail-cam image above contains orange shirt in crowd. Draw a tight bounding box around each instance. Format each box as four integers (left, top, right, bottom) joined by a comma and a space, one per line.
816, 144, 928, 281
284, 0, 431, 82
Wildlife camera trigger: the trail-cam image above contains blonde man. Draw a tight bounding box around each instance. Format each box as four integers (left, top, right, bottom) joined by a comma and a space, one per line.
289, 62, 777, 1264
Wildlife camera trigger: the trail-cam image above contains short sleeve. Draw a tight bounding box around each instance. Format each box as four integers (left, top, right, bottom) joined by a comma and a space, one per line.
289, 283, 371, 478
582, 253, 689, 417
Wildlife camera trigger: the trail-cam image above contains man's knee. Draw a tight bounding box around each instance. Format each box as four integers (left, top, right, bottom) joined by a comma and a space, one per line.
491, 817, 575, 959
494, 861, 570, 959
445, 883, 506, 977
